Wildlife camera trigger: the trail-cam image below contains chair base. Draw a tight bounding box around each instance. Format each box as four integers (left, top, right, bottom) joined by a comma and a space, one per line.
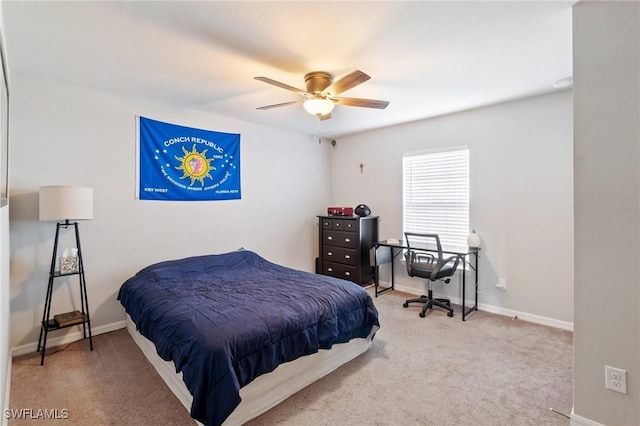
403, 290, 454, 318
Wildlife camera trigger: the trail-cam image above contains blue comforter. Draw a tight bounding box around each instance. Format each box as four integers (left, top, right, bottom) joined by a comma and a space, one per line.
117, 250, 379, 426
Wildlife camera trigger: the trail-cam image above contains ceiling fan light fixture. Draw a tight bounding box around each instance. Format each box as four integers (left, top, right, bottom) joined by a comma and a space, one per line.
256, 70, 387, 120
303, 98, 335, 116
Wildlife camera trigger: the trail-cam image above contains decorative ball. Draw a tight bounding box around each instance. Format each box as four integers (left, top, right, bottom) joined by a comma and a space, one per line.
467, 230, 481, 248
354, 204, 371, 217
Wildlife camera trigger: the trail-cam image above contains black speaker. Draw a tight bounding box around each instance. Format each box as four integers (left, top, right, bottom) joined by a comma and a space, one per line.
355, 204, 371, 217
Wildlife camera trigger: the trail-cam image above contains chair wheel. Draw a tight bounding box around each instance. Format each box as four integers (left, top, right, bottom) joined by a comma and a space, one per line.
419, 312, 426, 318
403, 302, 408, 308
447, 311, 454, 317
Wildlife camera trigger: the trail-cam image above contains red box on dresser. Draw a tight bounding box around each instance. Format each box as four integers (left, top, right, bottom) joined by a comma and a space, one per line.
327, 207, 354, 216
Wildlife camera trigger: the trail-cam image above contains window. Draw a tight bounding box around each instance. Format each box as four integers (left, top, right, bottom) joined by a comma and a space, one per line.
402, 147, 469, 249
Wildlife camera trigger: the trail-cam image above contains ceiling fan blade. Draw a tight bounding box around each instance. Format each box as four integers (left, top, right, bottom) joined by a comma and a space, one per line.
325, 70, 371, 95
254, 76, 309, 96
256, 100, 304, 110
333, 97, 390, 109
318, 112, 332, 121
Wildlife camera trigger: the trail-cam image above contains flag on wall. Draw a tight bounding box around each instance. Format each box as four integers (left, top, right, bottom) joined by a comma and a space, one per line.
137, 116, 241, 201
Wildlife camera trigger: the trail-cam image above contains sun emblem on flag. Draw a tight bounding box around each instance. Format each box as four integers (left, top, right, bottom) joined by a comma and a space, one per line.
174, 144, 216, 186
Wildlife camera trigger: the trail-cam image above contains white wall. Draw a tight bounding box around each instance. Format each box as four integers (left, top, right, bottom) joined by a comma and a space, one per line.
0, 207, 8, 422
329, 91, 574, 325
0, 1, 10, 419
573, 2, 640, 425
8, 73, 330, 349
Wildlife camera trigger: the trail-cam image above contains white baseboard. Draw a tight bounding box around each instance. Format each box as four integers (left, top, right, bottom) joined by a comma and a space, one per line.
476, 301, 573, 331
387, 281, 574, 331
11, 320, 127, 358
570, 408, 605, 426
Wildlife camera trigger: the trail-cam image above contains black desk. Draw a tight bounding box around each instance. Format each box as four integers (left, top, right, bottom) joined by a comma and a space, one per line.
372, 240, 480, 321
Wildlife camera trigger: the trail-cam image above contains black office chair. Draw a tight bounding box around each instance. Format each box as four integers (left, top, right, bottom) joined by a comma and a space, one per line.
402, 232, 460, 318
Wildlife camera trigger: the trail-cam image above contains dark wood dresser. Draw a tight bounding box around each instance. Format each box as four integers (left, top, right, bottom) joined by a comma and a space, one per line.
318, 215, 379, 286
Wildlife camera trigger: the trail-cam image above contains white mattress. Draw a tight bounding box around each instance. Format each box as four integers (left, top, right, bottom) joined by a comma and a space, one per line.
127, 316, 376, 425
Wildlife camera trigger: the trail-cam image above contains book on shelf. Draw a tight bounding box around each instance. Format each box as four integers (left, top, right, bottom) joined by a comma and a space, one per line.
53, 310, 85, 327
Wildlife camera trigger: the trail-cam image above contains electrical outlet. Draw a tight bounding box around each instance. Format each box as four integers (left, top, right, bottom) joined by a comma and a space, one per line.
605, 366, 627, 394
496, 277, 507, 290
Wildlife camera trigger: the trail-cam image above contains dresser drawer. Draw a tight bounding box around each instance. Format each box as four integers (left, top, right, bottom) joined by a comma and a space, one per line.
321, 217, 334, 229
322, 246, 357, 266
321, 218, 358, 232
323, 230, 357, 249
322, 262, 358, 281
342, 219, 359, 232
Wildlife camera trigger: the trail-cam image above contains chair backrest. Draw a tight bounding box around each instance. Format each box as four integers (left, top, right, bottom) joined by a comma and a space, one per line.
404, 232, 443, 261
404, 232, 459, 281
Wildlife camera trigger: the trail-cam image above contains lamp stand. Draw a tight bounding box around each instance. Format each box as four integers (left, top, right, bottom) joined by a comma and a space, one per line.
37, 220, 93, 365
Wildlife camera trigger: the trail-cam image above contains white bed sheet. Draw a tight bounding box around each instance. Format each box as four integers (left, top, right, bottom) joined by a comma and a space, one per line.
127, 316, 376, 425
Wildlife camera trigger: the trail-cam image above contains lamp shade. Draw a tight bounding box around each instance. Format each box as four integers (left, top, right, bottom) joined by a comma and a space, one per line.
39, 186, 93, 221
303, 98, 335, 116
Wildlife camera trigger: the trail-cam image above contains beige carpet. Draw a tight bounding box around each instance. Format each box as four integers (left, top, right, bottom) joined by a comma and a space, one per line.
10, 290, 573, 425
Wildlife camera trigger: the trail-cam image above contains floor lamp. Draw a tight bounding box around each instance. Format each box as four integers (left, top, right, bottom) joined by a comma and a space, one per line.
37, 185, 94, 365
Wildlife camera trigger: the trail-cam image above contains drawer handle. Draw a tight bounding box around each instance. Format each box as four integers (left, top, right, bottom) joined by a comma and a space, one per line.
345, 272, 351, 276
324, 222, 330, 226
328, 252, 333, 256
344, 254, 350, 259
328, 268, 333, 272
327, 236, 333, 240
345, 238, 351, 242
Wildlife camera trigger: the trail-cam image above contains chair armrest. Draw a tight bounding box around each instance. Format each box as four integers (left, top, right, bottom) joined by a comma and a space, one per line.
430, 254, 461, 280
414, 252, 435, 264
404, 250, 434, 265
404, 250, 436, 277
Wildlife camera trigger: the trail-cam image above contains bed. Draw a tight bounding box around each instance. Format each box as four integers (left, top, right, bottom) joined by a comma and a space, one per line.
117, 249, 380, 426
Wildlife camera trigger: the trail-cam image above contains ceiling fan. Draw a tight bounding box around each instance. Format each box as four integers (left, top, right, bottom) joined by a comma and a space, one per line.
254, 70, 389, 120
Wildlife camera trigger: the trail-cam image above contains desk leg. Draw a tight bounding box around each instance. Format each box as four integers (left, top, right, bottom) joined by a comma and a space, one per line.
374, 246, 396, 297
462, 256, 467, 321
374, 263, 379, 295
390, 254, 395, 291
462, 252, 479, 321
474, 252, 479, 312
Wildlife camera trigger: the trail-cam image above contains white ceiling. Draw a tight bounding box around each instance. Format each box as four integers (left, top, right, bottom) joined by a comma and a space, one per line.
2, 1, 574, 138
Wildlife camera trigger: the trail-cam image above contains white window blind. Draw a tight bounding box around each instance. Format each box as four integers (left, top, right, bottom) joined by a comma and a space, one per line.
403, 148, 469, 249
